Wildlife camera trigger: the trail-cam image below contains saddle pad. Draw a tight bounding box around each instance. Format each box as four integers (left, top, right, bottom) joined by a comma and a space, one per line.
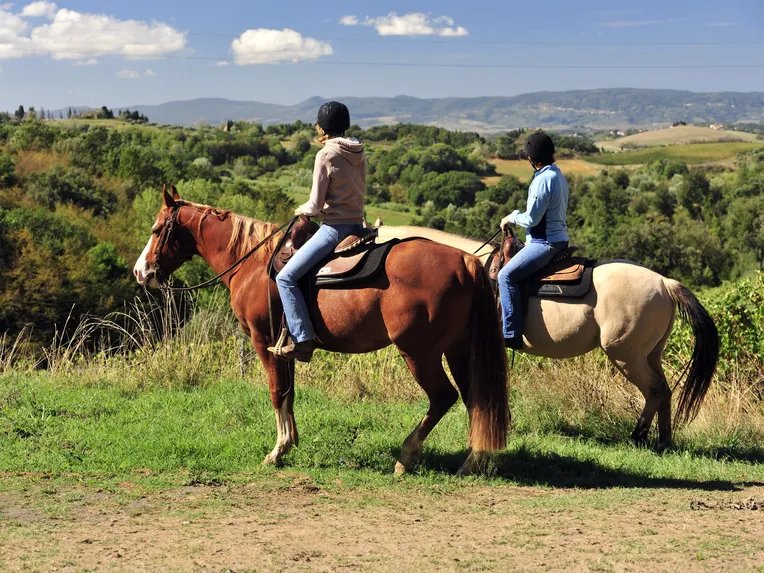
308, 240, 399, 288
528, 260, 594, 298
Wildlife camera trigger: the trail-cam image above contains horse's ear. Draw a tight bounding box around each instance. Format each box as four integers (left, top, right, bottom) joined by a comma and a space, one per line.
162, 185, 176, 207
171, 185, 180, 201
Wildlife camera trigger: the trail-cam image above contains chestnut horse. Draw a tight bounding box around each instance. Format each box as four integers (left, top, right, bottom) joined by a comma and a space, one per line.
378, 226, 720, 450
133, 187, 509, 474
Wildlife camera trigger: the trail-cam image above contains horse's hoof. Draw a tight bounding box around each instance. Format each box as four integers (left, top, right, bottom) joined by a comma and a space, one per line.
457, 453, 476, 476
655, 440, 674, 453
393, 461, 409, 476
262, 454, 283, 467
631, 432, 649, 447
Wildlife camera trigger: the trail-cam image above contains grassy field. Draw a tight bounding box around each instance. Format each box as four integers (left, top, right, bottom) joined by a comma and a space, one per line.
597, 126, 761, 151
588, 142, 763, 166
1, 362, 764, 571
483, 157, 604, 185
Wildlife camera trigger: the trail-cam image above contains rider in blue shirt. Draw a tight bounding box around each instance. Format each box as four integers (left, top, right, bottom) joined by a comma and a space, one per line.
499, 132, 569, 350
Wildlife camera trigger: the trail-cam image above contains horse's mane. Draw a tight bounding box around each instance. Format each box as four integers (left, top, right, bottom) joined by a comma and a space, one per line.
181, 201, 283, 264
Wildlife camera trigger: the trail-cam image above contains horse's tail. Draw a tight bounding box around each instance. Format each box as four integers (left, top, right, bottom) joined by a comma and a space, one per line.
663, 278, 719, 425
464, 254, 509, 452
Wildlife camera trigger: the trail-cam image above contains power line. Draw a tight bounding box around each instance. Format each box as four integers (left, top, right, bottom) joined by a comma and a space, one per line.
185, 32, 764, 48
158, 54, 764, 69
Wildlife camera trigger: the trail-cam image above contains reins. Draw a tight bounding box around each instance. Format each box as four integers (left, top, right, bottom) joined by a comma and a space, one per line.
158, 214, 297, 293
472, 228, 503, 256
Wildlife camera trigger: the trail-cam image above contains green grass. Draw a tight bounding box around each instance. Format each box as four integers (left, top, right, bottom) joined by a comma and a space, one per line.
2, 371, 763, 489
53, 118, 164, 132
588, 142, 764, 166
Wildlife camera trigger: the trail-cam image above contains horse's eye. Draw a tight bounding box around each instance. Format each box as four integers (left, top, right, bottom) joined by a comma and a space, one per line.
152, 228, 161, 236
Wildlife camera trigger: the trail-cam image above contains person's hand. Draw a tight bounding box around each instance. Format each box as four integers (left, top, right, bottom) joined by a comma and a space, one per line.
500, 214, 513, 232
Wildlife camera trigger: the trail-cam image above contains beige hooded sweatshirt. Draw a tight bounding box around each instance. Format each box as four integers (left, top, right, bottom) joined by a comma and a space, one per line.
296, 137, 367, 225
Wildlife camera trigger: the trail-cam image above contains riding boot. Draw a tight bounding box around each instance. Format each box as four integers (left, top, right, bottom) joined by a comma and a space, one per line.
268, 338, 316, 362
505, 337, 524, 351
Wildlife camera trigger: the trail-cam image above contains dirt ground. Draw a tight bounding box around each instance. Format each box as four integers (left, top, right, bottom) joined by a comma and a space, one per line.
1, 475, 763, 572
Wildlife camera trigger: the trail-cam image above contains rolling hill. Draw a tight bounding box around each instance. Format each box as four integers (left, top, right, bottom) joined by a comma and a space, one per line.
596, 125, 761, 151
45, 89, 764, 132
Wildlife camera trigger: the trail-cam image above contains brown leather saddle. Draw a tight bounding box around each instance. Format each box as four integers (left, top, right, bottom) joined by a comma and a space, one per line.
486, 232, 595, 301
269, 216, 394, 287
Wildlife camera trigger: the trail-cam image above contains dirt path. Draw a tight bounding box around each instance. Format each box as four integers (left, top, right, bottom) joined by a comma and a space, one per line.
1, 476, 763, 572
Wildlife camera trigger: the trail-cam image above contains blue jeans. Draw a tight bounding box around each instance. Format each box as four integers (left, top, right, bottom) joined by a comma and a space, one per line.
497, 240, 568, 339
276, 223, 362, 343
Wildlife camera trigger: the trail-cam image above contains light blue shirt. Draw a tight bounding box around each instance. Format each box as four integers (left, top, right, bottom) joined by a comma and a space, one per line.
507, 164, 569, 243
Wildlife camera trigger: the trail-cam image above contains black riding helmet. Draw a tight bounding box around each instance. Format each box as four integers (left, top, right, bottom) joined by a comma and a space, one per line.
524, 132, 555, 164
317, 101, 350, 137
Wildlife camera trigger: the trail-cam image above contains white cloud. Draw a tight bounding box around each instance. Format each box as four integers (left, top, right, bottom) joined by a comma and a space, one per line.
0, 8, 35, 58
215, 60, 230, 66
117, 69, 140, 79
357, 12, 468, 37
117, 68, 156, 79
0, 6, 186, 61
0, 3, 14, 10
231, 28, 332, 65
31, 9, 186, 60
21, 1, 56, 18
339, 15, 358, 26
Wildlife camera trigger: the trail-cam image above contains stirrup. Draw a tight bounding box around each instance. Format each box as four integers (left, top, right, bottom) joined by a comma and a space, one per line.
267, 326, 290, 357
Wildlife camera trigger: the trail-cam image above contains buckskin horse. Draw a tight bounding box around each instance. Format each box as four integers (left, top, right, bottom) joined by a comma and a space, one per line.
378, 225, 719, 450
133, 186, 509, 474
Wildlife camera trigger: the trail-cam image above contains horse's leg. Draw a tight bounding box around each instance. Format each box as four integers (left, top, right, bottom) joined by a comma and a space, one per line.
394, 354, 459, 475
253, 339, 298, 466
445, 346, 470, 410
648, 327, 675, 450
606, 351, 671, 447
445, 346, 483, 476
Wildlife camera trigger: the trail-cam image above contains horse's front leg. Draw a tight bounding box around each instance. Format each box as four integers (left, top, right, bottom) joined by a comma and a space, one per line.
254, 339, 298, 466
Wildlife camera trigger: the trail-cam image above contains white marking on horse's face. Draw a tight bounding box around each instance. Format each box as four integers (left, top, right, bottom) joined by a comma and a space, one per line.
133, 217, 160, 287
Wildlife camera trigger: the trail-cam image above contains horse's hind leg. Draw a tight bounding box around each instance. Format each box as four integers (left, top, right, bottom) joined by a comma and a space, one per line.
395, 353, 459, 475
648, 328, 675, 450
606, 350, 671, 448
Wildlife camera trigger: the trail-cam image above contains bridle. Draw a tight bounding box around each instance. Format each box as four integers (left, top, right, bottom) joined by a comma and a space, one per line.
147, 202, 296, 293
149, 201, 192, 285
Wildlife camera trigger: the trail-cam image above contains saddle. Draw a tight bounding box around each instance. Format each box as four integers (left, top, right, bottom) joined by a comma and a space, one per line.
486, 233, 595, 301
266, 216, 397, 356
269, 216, 391, 287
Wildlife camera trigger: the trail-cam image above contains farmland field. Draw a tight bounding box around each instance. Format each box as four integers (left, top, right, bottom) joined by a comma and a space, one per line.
596, 126, 761, 151
588, 141, 763, 166
483, 157, 603, 185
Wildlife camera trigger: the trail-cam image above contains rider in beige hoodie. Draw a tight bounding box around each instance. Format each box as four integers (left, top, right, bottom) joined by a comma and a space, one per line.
269, 101, 367, 362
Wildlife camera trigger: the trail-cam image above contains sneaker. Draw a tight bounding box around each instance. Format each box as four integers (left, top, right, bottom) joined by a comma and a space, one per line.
268, 339, 316, 362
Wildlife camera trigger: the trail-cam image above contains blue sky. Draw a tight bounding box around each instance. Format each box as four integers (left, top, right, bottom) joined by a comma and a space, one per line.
1, 0, 762, 112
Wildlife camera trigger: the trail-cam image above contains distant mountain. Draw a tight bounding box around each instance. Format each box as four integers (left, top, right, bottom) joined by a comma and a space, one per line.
60, 89, 764, 132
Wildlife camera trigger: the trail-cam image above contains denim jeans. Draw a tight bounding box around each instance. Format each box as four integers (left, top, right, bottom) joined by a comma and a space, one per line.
276, 223, 363, 343
497, 239, 568, 339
